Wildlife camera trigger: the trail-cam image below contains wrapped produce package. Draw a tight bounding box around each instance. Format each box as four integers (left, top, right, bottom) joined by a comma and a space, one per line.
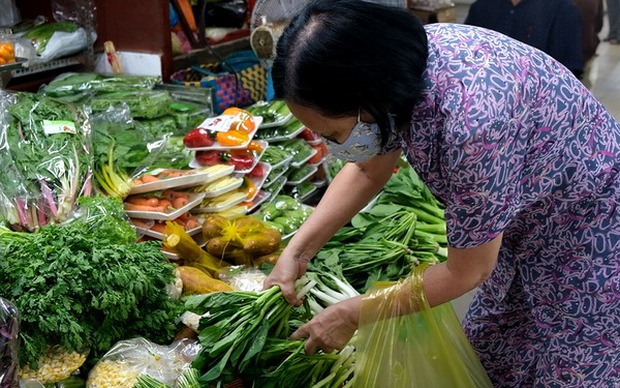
0, 298, 19, 387
0, 91, 92, 231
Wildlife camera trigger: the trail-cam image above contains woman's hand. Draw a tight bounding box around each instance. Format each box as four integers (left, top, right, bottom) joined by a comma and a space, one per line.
290, 296, 363, 354
263, 254, 308, 305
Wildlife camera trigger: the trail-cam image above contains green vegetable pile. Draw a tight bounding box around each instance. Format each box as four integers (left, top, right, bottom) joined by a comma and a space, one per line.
0, 92, 92, 230
246, 100, 291, 125
0, 196, 182, 368
43, 73, 160, 100
312, 166, 447, 292
254, 195, 313, 236
21, 22, 80, 55
185, 280, 355, 387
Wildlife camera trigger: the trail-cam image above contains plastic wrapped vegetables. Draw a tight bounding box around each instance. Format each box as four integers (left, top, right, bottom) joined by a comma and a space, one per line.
0, 92, 92, 231
0, 298, 19, 388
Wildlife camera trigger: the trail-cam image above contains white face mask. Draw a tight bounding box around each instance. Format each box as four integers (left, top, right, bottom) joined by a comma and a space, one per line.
324, 110, 384, 163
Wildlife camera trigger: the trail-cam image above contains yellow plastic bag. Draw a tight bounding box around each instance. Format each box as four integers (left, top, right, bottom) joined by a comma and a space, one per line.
354, 264, 492, 388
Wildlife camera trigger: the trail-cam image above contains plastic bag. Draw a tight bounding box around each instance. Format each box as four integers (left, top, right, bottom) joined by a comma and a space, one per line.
0, 0, 20, 28
51, 0, 97, 42
0, 91, 92, 231
18, 346, 88, 385
219, 265, 267, 292
0, 298, 20, 388
86, 338, 200, 387
354, 264, 492, 388
20, 22, 89, 62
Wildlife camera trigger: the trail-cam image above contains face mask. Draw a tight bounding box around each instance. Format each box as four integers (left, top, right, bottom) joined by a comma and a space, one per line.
324, 111, 384, 163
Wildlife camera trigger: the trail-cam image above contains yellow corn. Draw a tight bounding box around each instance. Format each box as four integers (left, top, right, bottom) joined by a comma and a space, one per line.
87, 360, 140, 388
19, 347, 87, 384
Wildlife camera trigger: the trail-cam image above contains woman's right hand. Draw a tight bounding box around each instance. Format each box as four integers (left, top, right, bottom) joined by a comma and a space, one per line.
263, 253, 309, 305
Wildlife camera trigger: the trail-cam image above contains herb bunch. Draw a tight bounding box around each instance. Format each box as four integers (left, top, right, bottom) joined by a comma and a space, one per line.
0, 196, 182, 367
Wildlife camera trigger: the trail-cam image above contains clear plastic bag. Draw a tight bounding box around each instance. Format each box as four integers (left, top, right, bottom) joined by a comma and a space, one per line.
0, 0, 20, 28
0, 91, 92, 231
354, 264, 492, 388
18, 347, 88, 385
0, 298, 20, 388
86, 338, 200, 387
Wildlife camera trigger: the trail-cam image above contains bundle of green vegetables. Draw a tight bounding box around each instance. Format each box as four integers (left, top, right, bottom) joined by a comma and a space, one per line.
313, 166, 447, 293
43, 73, 160, 100
0, 196, 182, 369
0, 92, 92, 231
184, 279, 356, 387
89, 91, 173, 119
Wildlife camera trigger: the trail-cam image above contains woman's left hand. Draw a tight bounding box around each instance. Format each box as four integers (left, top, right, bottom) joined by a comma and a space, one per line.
291, 295, 363, 354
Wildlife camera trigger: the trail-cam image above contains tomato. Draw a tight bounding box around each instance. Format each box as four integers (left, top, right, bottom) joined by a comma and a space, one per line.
195, 150, 222, 166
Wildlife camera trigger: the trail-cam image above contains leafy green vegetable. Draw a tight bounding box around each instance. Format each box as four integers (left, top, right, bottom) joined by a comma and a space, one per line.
43, 73, 160, 98
22, 22, 79, 54
0, 92, 92, 230
313, 166, 447, 292
89, 91, 172, 119
0, 196, 182, 368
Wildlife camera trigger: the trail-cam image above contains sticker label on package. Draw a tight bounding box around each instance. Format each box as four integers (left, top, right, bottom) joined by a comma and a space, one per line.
198, 115, 234, 132
42, 120, 77, 135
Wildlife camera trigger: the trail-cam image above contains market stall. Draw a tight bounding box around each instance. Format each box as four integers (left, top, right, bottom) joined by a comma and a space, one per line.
0, 1, 476, 386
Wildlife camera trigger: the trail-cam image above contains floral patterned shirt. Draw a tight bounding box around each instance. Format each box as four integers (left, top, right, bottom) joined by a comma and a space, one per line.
396, 23, 620, 387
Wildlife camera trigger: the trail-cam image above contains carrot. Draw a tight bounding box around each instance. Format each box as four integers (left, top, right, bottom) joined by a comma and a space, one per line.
141, 174, 161, 183
134, 177, 144, 185
147, 197, 160, 207
126, 196, 153, 206
176, 212, 191, 222
159, 199, 173, 208
163, 190, 189, 200
131, 219, 153, 229
185, 218, 199, 229
173, 196, 189, 209
151, 223, 166, 234
124, 203, 167, 213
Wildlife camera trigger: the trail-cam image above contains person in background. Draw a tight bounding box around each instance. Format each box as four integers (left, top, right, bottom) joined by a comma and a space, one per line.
264, 0, 620, 386
606, 0, 620, 43
465, 0, 584, 78
574, 0, 604, 86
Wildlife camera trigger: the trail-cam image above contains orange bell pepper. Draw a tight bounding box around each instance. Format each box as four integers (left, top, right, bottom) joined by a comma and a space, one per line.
216, 130, 250, 147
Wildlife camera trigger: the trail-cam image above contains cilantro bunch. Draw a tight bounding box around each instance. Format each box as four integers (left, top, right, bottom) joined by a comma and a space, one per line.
0, 196, 182, 367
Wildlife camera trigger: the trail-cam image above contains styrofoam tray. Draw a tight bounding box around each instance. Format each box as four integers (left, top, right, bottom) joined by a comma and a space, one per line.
263, 165, 289, 188
307, 157, 327, 168
306, 138, 324, 146
267, 177, 288, 202
136, 220, 203, 240
185, 116, 264, 151
290, 148, 318, 168
246, 162, 272, 201
192, 191, 248, 213
264, 154, 293, 170
188, 141, 268, 174
130, 165, 234, 195
245, 190, 270, 213
200, 176, 244, 198
286, 165, 319, 186
260, 112, 293, 129
125, 192, 206, 221
257, 122, 306, 142
298, 185, 319, 202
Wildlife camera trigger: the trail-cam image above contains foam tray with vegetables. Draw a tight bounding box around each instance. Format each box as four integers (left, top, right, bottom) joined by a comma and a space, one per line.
189, 140, 268, 174
246, 100, 293, 128
132, 213, 203, 239
123, 190, 205, 220
254, 117, 306, 142
253, 195, 313, 238
195, 176, 244, 198
192, 190, 249, 213
130, 164, 234, 195
183, 112, 264, 151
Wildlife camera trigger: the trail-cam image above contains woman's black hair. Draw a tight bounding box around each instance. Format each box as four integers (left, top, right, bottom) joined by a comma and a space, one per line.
272, 0, 429, 142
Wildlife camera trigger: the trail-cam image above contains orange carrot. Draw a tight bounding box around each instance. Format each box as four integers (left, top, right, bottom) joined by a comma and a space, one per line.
185, 219, 199, 229
131, 219, 153, 229
126, 196, 153, 206
124, 203, 167, 213
163, 190, 189, 200
134, 177, 144, 185
159, 199, 173, 208
151, 223, 166, 234
173, 196, 189, 209
141, 174, 161, 183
